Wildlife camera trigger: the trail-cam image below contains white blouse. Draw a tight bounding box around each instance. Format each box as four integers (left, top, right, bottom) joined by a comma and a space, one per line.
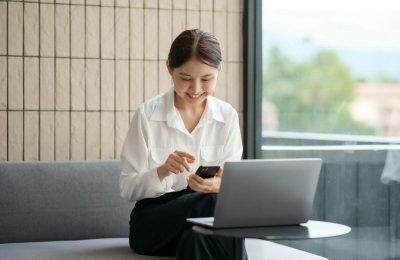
119, 88, 243, 202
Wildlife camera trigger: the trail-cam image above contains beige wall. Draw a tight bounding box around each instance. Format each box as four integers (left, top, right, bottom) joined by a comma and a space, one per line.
0, 0, 243, 161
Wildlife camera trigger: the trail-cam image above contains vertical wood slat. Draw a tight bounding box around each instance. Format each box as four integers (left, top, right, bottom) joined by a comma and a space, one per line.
86, 112, 100, 160
159, 0, 172, 9
144, 0, 158, 8
24, 111, 39, 161
40, 3, 55, 57
8, 57, 23, 110
40, 57, 55, 110
214, 0, 227, 12
115, 60, 129, 110
71, 5, 85, 58
71, 111, 85, 160
187, 0, 199, 10
8, 111, 23, 161
86, 6, 100, 59
40, 111, 55, 161
201, 0, 213, 11
159, 61, 171, 95
130, 8, 143, 60
214, 11, 227, 61
115, 7, 129, 59
214, 59, 227, 101
55, 58, 70, 110
0, 112, 7, 160
200, 11, 213, 33
144, 61, 158, 101
227, 12, 241, 62
144, 9, 158, 60
131, 0, 144, 8
186, 10, 199, 30
158, 9, 172, 60
226, 62, 241, 111
100, 6, 114, 59
24, 57, 39, 110
86, 59, 100, 110
130, 60, 143, 110
101, 59, 115, 110
55, 111, 70, 160
172, 0, 185, 10
55, 4, 70, 57
116, 0, 129, 7
0, 57, 6, 109
8, 2, 23, 56
100, 111, 114, 160
71, 59, 85, 110
24, 3, 39, 56
0, 2, 7, 55
172, 9, 185, 40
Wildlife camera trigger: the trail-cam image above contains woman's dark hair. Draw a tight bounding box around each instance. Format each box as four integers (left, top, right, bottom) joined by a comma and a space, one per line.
167, 29, 222, 69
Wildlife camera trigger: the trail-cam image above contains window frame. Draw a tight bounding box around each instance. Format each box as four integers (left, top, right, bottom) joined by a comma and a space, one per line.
243, 0, 263, 159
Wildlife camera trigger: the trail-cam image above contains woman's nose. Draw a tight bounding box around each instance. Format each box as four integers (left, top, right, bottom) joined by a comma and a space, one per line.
190, 80, 203, 93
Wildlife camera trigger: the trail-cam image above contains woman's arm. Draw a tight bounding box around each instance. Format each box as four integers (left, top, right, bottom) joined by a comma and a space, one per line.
119, 109, 169, 202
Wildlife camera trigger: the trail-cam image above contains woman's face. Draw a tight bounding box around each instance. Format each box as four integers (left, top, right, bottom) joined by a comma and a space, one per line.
168, 58, 219, 107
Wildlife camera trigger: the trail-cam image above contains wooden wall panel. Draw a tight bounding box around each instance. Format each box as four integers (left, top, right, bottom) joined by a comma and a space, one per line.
1, 0, 244, 162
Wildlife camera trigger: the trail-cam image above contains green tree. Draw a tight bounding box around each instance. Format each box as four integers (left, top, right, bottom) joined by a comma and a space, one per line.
264, 47, 375, 135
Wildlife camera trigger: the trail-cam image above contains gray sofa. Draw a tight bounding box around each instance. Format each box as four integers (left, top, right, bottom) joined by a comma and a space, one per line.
0, 160, 326, 260
0, 160, 173, 260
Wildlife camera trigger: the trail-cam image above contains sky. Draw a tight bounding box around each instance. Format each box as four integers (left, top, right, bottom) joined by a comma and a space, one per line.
262, 0, 400, 52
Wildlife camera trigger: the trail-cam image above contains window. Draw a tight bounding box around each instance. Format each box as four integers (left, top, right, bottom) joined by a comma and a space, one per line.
262, 0, 400, 138
244, 1, 400, 259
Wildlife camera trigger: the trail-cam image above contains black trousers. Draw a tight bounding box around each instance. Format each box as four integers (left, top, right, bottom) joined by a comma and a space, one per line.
129, 189, 247, 260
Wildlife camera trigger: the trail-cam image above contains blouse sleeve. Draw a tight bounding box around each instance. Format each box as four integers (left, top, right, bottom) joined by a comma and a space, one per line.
119, 109, 169, 202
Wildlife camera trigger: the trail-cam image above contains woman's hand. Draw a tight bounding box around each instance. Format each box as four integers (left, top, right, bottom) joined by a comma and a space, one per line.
157, 150, 195, 181
187, 167, 224, 193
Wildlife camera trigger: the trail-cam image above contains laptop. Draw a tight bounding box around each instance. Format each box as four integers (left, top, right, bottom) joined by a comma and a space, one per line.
187, 158, 322, 228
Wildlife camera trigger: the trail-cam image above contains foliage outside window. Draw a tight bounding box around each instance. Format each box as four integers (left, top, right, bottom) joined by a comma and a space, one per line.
262, 0, 400, 137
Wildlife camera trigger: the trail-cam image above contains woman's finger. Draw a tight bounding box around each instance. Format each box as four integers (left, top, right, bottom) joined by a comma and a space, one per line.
190, 174, 214, 193
215, 166, 224, 177
171, 153, 191, 171
175, 150, 196, 161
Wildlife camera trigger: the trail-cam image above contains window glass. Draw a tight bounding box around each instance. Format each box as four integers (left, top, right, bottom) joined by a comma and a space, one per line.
261, 1, 400, 259
262, 0, 400, 137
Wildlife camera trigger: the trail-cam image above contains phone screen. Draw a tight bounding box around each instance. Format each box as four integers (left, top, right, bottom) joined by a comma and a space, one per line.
195, 165, 220, 178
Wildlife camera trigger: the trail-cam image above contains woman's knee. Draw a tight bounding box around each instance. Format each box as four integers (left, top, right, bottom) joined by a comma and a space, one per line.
187, 193, 217, 218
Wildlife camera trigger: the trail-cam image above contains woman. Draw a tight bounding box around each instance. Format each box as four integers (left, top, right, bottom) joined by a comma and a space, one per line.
120, 29, 245, 259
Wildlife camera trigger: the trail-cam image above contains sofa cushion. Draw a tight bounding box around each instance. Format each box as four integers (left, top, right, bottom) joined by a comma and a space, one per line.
0, 238, 326, 260
0, 238, 174, 260
0, 161, 133, 243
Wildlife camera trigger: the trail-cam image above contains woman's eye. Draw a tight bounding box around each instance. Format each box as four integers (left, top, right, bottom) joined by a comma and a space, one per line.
202, 78, 211, 82
181, 78, 191, 81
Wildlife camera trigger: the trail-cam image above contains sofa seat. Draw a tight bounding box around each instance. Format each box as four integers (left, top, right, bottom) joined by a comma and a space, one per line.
0, 238, 173, 260
0, 237, 326, 260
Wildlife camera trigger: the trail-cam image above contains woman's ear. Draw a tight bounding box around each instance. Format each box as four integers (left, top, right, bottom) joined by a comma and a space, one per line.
166, 60, 173, 75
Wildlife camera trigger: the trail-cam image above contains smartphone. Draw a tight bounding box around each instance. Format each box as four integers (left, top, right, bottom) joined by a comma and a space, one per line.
195, 165, 221, 179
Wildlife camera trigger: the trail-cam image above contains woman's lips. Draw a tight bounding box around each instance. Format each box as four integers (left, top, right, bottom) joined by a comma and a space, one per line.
186, 93, 205, 99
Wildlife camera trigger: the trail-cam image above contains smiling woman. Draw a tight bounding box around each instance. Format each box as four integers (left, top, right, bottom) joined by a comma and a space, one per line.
119, 29, 244, 260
